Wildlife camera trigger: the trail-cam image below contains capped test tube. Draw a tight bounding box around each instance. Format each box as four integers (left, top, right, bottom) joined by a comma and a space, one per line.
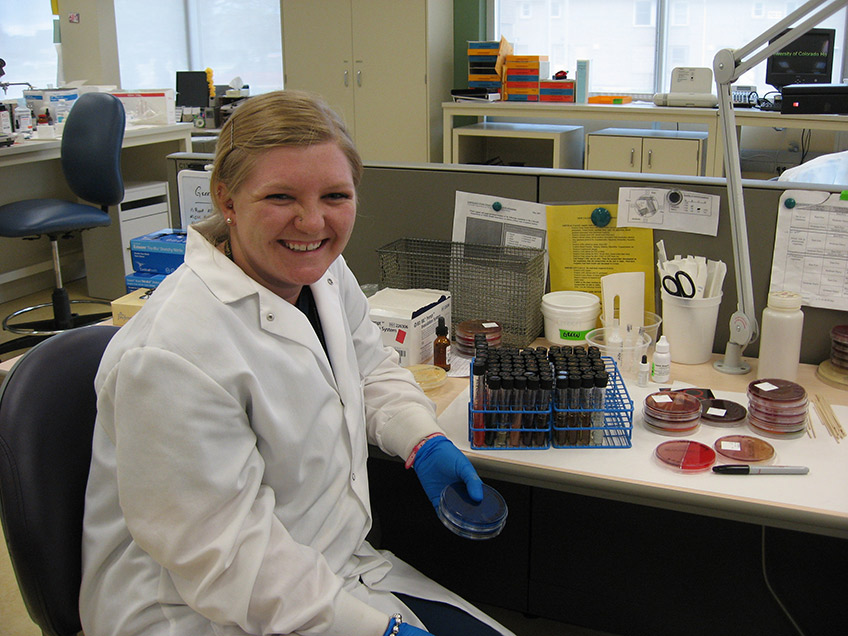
495, 375, 513, 447
579, 373, 594, 446
554, 373, 569, 446
472, 359, 487, 447
592, 371, 609, 445
522, 374, 539, 447
484, 374, 501, 447
534, 376, 552, 447
510, 374, 527, 447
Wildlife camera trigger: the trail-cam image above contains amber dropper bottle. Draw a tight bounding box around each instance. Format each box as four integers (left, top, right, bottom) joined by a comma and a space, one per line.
434, 316, 451, 371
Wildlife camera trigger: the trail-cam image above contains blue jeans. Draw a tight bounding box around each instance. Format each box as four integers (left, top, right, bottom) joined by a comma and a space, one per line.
394, 593, 503, 636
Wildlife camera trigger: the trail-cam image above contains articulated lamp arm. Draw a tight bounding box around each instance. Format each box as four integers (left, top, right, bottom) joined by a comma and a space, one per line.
711, 0, 847, 374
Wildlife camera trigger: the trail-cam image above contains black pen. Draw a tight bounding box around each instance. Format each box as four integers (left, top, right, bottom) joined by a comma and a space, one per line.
712, 465, 809, 475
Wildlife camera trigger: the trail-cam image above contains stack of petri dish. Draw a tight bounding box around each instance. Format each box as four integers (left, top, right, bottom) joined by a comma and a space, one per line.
454, 320, 502, 357
746, 378, 808, 437
830, 325, 848, 370
643, 390, 702, 435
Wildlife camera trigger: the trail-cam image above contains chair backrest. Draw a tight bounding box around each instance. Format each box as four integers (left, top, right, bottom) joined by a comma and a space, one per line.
0, 325, 119, 636
61, 92, 126, 207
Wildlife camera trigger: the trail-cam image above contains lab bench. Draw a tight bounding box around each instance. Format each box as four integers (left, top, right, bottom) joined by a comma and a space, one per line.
368, 351, 848, 636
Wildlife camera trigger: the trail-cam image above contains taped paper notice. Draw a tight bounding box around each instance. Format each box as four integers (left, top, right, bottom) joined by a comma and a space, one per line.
617, 187, 719, 236
547, 203, 655, 313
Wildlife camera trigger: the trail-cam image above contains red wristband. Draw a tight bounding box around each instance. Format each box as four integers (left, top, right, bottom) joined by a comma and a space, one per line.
404, 432, 445, 469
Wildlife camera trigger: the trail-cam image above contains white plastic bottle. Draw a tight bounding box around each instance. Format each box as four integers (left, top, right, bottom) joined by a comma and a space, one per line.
651, 335, 671, 383
757, 291, 804, 381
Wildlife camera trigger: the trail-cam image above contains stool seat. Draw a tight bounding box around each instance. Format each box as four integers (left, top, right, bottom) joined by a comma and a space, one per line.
0, 199, 112, 238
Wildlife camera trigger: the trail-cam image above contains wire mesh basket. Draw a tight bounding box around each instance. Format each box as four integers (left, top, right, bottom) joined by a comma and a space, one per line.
377, 238, 546, 347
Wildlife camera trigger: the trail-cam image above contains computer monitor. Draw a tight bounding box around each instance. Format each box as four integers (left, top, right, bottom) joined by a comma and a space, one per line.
766, 27, 835, 91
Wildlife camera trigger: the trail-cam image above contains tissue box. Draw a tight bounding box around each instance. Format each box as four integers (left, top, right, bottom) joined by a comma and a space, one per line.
368, 288, 451, 367
111, 288, 154, 326
130, 229, 187, 274
125, 271, 167, 293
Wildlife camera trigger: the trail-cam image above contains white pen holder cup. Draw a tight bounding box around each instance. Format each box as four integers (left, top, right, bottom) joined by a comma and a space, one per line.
661, 291, 722, 364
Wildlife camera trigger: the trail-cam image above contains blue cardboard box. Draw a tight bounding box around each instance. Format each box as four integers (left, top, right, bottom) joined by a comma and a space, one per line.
130, 229, 187, 274
125, 271, 167, 293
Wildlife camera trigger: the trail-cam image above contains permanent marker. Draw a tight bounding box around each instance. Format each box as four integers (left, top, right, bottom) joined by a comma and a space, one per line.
712, 465, 809, 475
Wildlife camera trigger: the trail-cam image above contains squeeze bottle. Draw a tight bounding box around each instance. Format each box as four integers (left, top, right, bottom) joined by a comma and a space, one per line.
757, 291, 804, 381
651, 335, 671, 383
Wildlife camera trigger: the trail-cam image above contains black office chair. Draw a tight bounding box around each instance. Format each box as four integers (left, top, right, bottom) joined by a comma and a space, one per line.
0, 324, 119, 636
0, 92, 125, 357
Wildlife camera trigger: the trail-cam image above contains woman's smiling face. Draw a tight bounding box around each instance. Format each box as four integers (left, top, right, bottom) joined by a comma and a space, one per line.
219, 142, 357, 304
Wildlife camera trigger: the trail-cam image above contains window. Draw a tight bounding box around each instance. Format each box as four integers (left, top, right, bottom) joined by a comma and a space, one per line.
115, 0, 282, 95
634, 1, 656, 27
493, 0, 845, 95
0, 4, 59, 100
670, 2, 690, 27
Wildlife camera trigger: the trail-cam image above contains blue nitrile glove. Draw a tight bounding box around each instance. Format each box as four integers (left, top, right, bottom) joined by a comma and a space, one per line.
411, 436, 484, 508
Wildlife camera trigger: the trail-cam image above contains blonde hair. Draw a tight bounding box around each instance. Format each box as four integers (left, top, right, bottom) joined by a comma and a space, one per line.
194, 90, 363, 243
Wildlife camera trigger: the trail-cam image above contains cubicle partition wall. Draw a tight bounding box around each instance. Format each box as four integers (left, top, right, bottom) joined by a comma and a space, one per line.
354, 163, 843, 364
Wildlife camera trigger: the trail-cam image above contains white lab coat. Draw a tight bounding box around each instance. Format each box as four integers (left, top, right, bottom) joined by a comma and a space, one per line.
80, 228, 513, 636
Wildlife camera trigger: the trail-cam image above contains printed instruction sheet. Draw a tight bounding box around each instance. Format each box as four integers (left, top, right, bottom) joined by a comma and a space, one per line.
546, 203, 656, 313
770, 190, 848, 311
452, 191, 547, 249
616, 187, 720, 236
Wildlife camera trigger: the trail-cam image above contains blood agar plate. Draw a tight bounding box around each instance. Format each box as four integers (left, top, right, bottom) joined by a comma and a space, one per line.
437, 482, 508, 540
713, 434, 775, 462
655, 440, 716, 472
700, 399, 747, 426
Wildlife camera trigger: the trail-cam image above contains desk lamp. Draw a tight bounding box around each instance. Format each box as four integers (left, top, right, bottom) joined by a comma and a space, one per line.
711, 0, 846, 374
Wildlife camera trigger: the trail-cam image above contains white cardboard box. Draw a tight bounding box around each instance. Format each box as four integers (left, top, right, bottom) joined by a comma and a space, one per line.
368, 288, 451, 367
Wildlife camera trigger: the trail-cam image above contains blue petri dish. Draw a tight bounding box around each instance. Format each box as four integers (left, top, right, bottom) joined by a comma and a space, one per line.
437, 482, 508, 540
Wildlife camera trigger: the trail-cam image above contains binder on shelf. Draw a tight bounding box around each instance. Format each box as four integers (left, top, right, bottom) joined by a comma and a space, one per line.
576, 59, 591, 103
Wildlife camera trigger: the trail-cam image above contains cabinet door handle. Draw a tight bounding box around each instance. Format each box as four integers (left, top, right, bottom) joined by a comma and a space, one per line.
647, 149, 653, 168
630, 148, 635, 166
357, 70, 362, 87
344, 70, 349, 87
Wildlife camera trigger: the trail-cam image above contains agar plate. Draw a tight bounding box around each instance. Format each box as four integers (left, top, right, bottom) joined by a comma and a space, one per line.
437, 482, 508, 540
714, 434, 775, 462
655, 440, 716, 472
700, 399, 747, 426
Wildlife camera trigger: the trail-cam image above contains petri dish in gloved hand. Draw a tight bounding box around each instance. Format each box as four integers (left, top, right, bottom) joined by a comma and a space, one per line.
437, 481, 507, 540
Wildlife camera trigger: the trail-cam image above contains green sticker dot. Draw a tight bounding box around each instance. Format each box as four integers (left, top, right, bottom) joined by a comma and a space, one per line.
492, 201, 502, 211
785, 198, 796, 209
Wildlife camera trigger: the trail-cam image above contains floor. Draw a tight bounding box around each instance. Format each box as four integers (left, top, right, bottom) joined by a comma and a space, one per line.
0, 278, 109, 364
0, 281, 616, 636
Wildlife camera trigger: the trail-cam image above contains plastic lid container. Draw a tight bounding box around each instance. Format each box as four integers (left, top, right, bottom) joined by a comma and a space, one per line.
437, 482, 508, 540
406, 364, 447, 391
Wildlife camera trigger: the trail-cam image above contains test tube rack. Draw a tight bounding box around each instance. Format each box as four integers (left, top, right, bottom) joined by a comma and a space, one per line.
468, 356, 634, 450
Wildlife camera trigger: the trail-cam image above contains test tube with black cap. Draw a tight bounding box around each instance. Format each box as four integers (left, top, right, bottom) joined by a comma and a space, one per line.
592, 371, 609, 445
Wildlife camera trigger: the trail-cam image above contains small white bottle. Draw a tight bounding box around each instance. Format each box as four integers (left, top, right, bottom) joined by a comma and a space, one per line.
651, 335, 671, 383
757, 291, 804, 381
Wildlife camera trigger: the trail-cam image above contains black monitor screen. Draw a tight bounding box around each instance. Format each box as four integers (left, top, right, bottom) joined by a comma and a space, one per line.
766, 28, 835, 91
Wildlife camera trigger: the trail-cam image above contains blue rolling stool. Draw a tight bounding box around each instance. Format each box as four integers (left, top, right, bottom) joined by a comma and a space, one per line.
0, 92, 125, 356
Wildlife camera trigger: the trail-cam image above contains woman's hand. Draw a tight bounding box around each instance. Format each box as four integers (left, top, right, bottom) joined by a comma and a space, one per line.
410, 436, 483, 508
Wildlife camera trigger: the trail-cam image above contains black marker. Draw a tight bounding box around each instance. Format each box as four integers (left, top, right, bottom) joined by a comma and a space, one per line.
712, 465, 809, 475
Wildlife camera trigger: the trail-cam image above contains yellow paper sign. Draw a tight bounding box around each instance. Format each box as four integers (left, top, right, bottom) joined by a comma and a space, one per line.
547, 203, 655, 312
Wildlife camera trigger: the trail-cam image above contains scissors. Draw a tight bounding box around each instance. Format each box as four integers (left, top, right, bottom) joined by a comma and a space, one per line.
662, 270, 696, 298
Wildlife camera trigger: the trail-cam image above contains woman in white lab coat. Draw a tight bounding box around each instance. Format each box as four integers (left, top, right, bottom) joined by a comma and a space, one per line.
79, 91, 514, 636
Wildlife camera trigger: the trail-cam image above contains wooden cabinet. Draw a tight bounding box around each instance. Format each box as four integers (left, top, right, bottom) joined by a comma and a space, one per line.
452, 122, 584, 169
280, 0, 453, 163
585, 127, 708, 175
